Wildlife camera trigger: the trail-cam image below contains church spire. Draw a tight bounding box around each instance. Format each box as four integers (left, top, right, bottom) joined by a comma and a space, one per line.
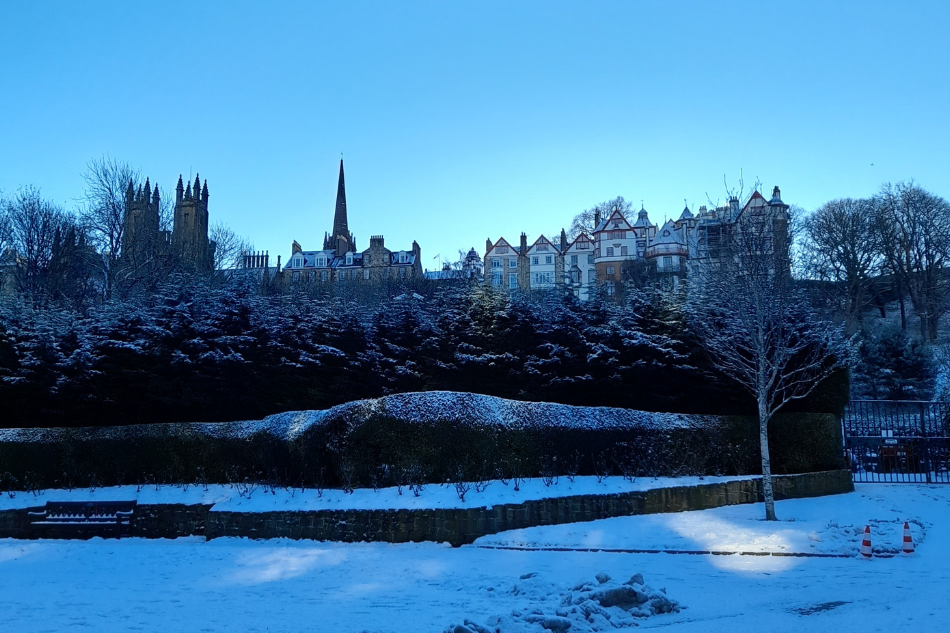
332, 158, 348, 244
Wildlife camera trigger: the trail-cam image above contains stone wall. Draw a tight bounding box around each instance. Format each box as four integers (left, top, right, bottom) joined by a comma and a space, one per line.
0, 470, 852, 545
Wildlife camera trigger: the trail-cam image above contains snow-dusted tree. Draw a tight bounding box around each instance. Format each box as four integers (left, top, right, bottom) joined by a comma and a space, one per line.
874, 182, 950, 341
801, 197, 883, 332
688, 199, 848, 520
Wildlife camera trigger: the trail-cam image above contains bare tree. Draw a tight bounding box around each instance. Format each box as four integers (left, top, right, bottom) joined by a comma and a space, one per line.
801, 198, 883, 332
79, 157, 139, 300
688, 197, 848, 520
210, 221, 254, 271
568, 196, 631, 239
5, 187, 75, 300
875, 182, 950, 341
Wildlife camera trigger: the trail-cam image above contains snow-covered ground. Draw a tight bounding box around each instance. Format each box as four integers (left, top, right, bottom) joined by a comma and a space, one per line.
2, 484, 948, 632
0, 475, 756, 512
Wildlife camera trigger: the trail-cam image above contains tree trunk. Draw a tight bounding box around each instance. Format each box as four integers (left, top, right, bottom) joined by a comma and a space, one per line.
896, 278, 907, 331
758, 396, 777, 521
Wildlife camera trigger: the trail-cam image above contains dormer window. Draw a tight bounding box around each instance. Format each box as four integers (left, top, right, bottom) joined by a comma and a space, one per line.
346, 253, 353, 265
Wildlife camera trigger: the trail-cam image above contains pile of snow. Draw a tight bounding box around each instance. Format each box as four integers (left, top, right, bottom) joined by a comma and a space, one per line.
445, 572, 679, 633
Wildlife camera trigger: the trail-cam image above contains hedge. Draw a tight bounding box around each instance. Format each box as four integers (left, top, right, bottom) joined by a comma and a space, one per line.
0, 392, 845, 491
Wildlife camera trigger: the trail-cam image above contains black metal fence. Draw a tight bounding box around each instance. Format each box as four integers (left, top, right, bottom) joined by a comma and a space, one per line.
843, 400, 950, 483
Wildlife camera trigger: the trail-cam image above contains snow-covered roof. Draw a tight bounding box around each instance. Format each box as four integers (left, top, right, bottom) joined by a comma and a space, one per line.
632, 206, 653, 228
593, 210, 633, 233
650, 220, 686, 246
678, 205, 693, 221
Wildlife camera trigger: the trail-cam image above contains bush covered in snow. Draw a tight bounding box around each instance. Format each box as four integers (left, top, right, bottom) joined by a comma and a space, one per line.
0, 391, 843, 490
0, 282, 848, 428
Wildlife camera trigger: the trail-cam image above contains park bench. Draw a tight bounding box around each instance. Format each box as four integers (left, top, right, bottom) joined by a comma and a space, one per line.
28, 501, 136, 539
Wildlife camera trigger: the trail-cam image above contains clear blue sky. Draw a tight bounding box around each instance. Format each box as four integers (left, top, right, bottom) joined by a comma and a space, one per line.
2, 1, 947, 268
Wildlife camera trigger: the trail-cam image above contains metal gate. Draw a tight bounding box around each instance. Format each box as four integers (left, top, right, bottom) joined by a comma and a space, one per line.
843, 400, 950, 483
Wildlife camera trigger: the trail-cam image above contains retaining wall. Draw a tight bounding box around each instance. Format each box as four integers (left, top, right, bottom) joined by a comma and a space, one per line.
0, 470, 853, 546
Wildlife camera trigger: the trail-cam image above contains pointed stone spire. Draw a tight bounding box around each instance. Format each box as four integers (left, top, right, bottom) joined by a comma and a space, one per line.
202, 179, 209, 202
185, 180, 192, 199
126, 178, 135, 205
194, 174, 201, 200
332, 159, 348, 241
152, 183, 160, 206
176, 175, 184, 202
144, 178, 151, 201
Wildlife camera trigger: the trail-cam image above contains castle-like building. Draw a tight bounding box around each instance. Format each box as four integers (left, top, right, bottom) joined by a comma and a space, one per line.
122, 174, 216, 273
282, 160, 422, 284
485, 186, 789, 300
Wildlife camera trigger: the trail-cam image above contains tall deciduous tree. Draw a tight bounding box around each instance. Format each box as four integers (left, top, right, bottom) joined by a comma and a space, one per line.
568, 196, 631, 239
5, 186, 75, 301
80, 157, 139, 300
801, 198, 882, 332
875, 182, 950, 341
688, 198, 848, 520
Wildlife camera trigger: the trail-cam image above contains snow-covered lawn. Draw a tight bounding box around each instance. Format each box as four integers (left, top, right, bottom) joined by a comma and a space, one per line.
2, 484, 948, 632
0, 475, 756, 512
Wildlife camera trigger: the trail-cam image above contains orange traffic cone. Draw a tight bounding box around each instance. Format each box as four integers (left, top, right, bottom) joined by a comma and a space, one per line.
860, 525, 873, 559
902, 522, 915, 554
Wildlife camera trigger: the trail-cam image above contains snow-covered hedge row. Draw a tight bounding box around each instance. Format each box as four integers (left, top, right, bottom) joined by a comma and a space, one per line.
0, 392, 843, 490
0, 284, 850, 428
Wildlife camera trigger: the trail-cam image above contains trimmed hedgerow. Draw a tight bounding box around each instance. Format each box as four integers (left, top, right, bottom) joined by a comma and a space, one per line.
0, 392, 844, 491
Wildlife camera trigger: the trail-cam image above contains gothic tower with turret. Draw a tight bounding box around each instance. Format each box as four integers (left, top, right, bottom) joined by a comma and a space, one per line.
172, 174, 215, 273
122, 177, 161, 265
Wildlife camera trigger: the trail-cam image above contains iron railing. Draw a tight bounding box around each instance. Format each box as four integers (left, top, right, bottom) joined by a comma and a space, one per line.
843, 400, 950, 483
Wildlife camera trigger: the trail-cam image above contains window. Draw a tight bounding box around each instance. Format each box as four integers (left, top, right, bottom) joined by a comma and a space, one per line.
497, 246, 508, 254
532, 272, 554, 285
363, 269, 370, 279
321, 270, 328, 281
545, 256, 552, 264
613, 221, 620, 228
606, 266, 615, 275
309, 271, 315, 281
492, 273, 502, 286
509, 258, 517, 268
611, 230, 625, 240
621, 246, 628, 256
588, 269, 596, 282
588, 254, 594, 264
399, 252, 407, 263
292, 272, 299, 282
606, 284, 615, 296
579, 241, 590, 249
606, 247, 614, 257
399, 267, 405, 278
509, 273, 517, 289
532, 256, 539, 265
570, 269, 580, 283
492, 258, 501, 268
316, 256, 326, 267
663, 256, 672, 268
538, 244, 549, 251
570, 255, 578, 265
346, 253, 353, 265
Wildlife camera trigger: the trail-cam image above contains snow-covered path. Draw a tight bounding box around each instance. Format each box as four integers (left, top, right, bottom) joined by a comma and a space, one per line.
2, 484, 948, 632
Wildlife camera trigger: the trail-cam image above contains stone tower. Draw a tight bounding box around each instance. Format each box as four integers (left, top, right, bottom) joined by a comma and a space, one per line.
122, 177, 161, 264
173, 174, 214, 273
